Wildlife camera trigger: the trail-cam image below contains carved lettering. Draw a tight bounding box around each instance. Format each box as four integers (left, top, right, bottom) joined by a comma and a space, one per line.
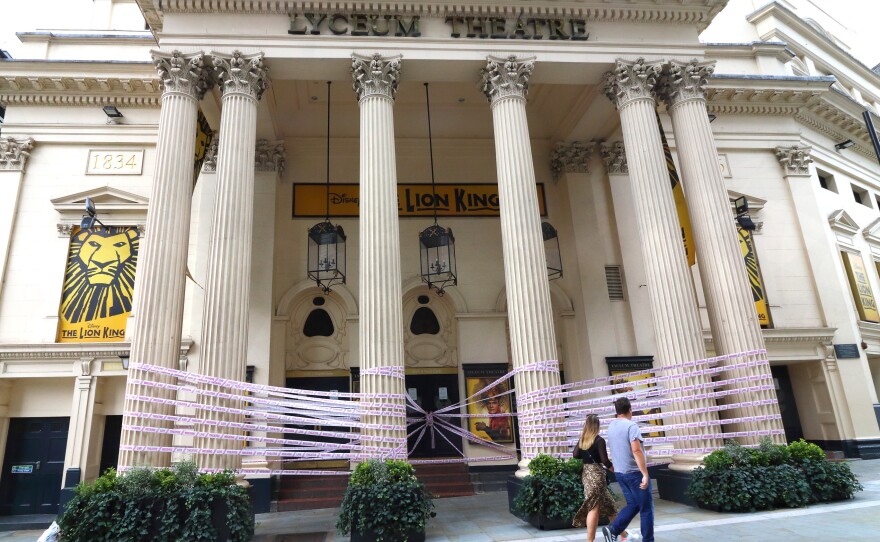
304, 13, 326, 35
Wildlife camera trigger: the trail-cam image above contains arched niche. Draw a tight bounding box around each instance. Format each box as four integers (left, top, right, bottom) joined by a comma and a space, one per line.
276, 280, 357, 372
402, 278, 460, 368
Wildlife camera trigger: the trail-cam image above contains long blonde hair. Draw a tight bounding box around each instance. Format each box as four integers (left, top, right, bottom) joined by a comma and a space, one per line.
578, 414, 600, 450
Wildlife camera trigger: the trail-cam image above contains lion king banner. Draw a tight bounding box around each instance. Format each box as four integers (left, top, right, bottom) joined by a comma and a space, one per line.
57, 226, 139, 342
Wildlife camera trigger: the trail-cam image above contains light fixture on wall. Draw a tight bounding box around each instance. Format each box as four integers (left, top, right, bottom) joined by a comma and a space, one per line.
307, 82, 346, 294
835, 139, 855, 151
733, 195, 757, 231
542, 222, 563, 280
707, 113, 717, 123
80, 197, 106, 229
418, 83, 457, 296
103, 105, 123, 124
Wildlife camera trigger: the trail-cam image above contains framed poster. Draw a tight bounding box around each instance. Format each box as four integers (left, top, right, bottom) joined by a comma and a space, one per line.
463, 364, 515, 444
606, 356, 664, 438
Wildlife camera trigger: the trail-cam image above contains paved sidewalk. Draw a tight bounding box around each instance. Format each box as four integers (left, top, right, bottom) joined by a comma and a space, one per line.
9, 459, 880, 541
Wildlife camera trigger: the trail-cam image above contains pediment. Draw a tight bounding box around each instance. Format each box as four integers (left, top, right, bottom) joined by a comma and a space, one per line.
728, 190, 766, 213
51, 186, 149, 212
828, 209, 859, 237
863, 217, 880, 253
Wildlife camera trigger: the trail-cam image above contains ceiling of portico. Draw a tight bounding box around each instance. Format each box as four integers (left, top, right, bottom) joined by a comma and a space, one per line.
265, 79, 616, 142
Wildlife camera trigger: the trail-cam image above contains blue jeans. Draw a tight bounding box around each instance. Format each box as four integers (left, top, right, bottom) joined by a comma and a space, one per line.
609, 471, 654, 542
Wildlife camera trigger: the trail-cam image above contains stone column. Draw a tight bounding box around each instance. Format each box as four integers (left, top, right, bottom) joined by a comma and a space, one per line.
63, 359, 97, 487
0, 137, 34, 298
195, 51, 270, 471
120, 51, 211, 469
603, 58, 721, 465
351, 53, 408, 458
662, 60, 783, 442
480, 55, 565, 469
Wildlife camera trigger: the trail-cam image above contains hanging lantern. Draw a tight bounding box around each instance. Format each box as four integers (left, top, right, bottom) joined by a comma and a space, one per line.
418, 83, 458, 296
542, 221, 562, 280
419, 223, 457, 295
308, 220, 346, 293
306, 81, 346, 293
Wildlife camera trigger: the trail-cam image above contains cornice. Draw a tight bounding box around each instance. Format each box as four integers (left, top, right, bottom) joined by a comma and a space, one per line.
137, 0, 728, 33
0, 338, 193, 361
703, 327, 836, 347
705, 74, 832, 116
0, 64, 161, 107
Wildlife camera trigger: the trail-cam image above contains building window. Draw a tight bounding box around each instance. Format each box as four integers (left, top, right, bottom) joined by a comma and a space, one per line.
303, 308, 334, 337
817, 170, 837, 193
410, 307, 440, 335
853, 185, 872, 208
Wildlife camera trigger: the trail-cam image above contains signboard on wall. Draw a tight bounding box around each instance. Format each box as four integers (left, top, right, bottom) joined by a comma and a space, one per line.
462, 363, 515, 444
841, 251, 880, 323
737, 227, 771, 326
292, 183, 547, 218
606, 356, 664, 438
57, 226, 139, 342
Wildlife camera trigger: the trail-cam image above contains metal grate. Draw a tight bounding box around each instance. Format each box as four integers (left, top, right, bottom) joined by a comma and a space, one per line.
605, 266, 625, 301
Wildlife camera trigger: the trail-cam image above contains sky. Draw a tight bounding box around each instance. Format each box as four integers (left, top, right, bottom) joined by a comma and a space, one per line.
0, 0, 879, 67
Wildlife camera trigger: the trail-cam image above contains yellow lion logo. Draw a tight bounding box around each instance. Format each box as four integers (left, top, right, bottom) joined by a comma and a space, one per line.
60, 227, 139, 324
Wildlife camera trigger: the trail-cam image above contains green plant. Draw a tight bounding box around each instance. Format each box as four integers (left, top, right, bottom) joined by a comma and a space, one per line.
800, 460, 863, 503
788, 439, 826, 464
58, 461, 254, 542
337, 459, 435, 541
758, 437, 792, 466
514, 454, 584, 520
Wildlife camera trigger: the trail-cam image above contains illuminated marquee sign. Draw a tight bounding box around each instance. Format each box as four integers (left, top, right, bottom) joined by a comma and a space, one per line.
289, 14, 589, 40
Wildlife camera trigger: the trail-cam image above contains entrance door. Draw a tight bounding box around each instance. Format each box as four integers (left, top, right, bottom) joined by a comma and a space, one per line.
771, 366, 804, 443
285, 376, 351, 456
0, 417, 69, 515
405, 374, 462, 458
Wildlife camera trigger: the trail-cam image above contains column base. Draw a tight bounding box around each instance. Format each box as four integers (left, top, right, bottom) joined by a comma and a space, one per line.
514, 457, 530, 478
667, 453, 706, 472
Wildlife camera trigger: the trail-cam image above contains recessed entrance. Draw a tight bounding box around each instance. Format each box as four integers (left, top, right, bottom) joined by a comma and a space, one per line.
0, 417, 69, 515
406, 373, 462, 458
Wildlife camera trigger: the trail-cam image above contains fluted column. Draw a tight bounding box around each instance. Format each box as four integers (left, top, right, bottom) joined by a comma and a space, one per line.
603, 58, 721, 466
662, 60, 783, 443
352, 53, 408, 458
0, 137, 34, 297
120, 51, 211, 468
480, 55, 564, 470
195, 51, 270, 470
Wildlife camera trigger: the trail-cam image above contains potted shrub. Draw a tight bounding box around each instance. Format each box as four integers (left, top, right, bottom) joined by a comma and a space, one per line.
58, 461, 254, 542
336, 459, 435, 542
686, 438, 862, 513
513, 454, 586, 530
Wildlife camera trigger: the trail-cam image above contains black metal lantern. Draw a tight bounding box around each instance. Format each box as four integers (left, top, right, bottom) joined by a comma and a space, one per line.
418, 83, 458, 295
542, 221, 562, 280
419, 223, 456, 294
307, 81, 347, 293
308, 220, 346, 293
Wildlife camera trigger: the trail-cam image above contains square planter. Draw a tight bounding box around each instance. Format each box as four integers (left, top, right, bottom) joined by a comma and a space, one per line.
351, 528, 426, 542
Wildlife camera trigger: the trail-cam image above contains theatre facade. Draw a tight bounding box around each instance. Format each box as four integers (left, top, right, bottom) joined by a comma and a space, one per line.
1, 0, 880, 514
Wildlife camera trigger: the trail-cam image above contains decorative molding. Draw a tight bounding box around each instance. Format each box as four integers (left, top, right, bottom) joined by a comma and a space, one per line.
153, 50, 213, 100
550, 141, 592, 179
600, 141, 628, 175
351, 53, 401, 101
828, 209, 860, 237
662, 59, 714, 107
705, 75, 830, 117
0, 137, 34, 171
202, 137, 219, 173
0, 71, 160, 108
212, 50, 270, 101
52, 186, 150, 233
862, 217, 880, 253
136, 1, 728, 33
255, 139, 285, 175
603, 57, 663, 109
480, 55, 534, 104
775, 145, 813, 176
56, 223, 75, 238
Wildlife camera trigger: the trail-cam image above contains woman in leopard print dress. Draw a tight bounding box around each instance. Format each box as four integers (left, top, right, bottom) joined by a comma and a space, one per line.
572, 414, 626, 542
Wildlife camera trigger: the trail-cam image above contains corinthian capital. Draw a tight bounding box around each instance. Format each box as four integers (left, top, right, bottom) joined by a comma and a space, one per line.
480, 55, 534, 104
351, 53, 402, 101
662, 59, 715, 107
153, 50, 212, 99
255, 139, 285, 175
212, 51, 270, 100
0, 136, 34, 171
775, 145, 813, 176
603, 58, 663, 109
600, 141, 628, 175
550, 142, 593, 179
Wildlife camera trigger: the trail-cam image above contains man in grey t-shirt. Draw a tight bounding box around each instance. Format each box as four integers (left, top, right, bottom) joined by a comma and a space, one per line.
602, 396, 654, 542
